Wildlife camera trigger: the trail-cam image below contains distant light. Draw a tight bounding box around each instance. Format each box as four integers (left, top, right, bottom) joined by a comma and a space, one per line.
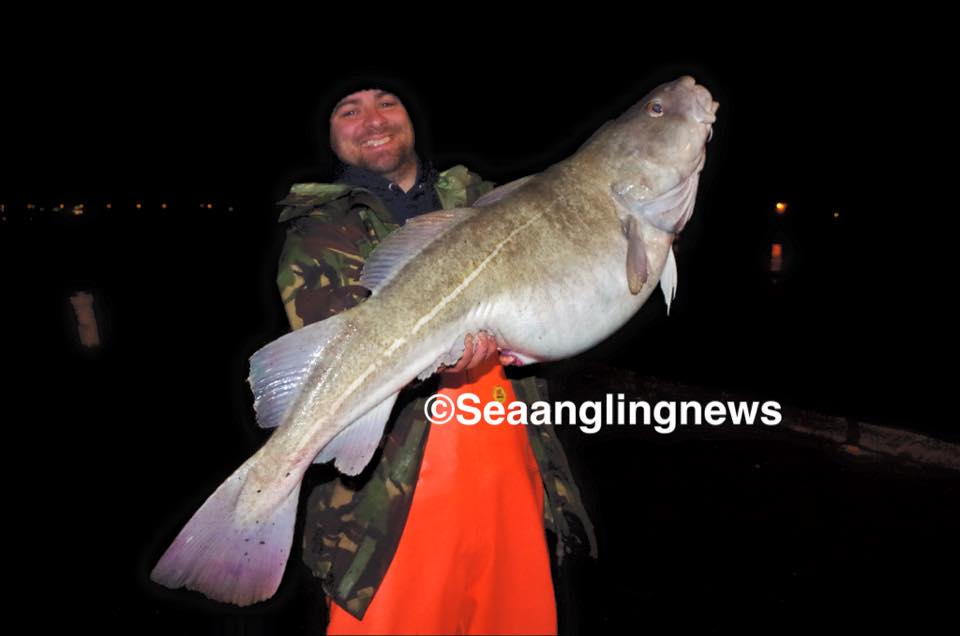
833, 211, 840, 219
136, 203, 142, 209
106, 203, 112, 209
770, 243, 783, 273
70, 291, 101, 348
161, 203, 168, 209
207, 203, 213, 209
73, 208, 83, 216
775, 202, 787, 214
227, 206, 234, 212
59, 203, 65, 209
27, 203, 35, 210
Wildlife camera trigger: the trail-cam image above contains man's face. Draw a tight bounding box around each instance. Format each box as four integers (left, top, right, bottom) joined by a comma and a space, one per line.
329, 89, 416, 175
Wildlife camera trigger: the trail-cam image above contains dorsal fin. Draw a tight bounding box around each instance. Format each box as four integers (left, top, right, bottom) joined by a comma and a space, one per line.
247, 313, 348, 430
360, 208, 477, 294
472, 174, 536, 207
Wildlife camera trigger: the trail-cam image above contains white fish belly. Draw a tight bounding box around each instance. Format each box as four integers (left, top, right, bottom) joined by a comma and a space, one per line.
490, 237, 672, 361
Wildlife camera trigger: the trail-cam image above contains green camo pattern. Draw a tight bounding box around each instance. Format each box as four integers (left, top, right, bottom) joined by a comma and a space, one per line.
275, 165, 597, 620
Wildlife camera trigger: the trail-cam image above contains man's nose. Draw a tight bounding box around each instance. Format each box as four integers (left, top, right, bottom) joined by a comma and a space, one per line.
362, 107, 388, 129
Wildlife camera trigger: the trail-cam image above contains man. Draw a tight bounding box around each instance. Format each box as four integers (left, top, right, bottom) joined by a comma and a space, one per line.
275, 80, 596, 634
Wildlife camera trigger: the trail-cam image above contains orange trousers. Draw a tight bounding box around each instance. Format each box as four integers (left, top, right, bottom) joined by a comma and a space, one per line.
327, 357, 557, 635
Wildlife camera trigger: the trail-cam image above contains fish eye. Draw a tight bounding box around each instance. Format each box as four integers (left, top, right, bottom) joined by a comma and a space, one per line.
646, 101, 664, 117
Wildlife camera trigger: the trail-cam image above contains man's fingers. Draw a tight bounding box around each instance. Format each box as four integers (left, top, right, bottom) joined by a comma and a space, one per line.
445, 334, 474, 374
474, 332, 495, 364
470, 332, 499, 370
464, 333, 489, 371
441, 331, 509, 374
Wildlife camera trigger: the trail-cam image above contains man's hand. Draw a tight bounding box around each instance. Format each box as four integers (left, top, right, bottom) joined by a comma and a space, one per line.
441, 331, 517, 374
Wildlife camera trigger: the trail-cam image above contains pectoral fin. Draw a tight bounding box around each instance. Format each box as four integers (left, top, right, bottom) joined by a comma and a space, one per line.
612, 164, 701, 235
625, 215, 648, 294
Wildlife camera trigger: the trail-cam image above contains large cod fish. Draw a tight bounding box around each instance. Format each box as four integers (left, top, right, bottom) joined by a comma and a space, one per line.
151, 75, 718, 606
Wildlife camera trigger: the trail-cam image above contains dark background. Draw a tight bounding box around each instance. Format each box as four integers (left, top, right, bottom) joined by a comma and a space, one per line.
5, 39, 955, 634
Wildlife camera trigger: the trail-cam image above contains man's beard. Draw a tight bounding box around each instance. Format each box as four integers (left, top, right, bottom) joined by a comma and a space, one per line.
360, 145, 414, 178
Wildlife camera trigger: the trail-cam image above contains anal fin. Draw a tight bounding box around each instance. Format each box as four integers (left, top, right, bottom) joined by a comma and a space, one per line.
313, 392, 399, 476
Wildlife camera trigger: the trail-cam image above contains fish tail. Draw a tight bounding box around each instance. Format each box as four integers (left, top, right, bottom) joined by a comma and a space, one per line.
150, 457, 301, 606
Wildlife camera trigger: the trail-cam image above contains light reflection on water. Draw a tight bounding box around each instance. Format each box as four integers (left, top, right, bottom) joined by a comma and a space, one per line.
69, 290, 101, 347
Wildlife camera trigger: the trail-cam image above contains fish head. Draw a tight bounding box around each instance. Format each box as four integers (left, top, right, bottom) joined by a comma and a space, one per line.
623, 75, 716, 169
596, 76, 719, 234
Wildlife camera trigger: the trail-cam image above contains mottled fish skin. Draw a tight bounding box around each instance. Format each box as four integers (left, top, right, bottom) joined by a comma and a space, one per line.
150, 75, 718, 607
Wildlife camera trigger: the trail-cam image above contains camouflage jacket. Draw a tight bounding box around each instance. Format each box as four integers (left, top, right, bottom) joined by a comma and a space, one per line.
275, 164, 597, 620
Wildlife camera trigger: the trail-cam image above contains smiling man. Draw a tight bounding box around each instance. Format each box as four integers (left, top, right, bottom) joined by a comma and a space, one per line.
329, 89, 418, 191
275, 80, 596, 635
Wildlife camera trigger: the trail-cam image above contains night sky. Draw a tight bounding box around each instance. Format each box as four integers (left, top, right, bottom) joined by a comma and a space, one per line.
6, 41, 955, 634
9, 50, 945, 430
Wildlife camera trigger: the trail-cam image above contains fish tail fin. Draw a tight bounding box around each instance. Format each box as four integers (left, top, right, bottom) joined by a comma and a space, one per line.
150, 456, 301, 607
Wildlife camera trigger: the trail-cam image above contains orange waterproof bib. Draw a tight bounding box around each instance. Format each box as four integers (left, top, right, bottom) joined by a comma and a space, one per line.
327, 356, 557, 635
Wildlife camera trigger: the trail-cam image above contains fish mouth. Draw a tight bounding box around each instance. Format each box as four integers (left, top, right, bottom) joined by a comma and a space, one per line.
693, 86, 719, 126
677, 76, 719, 126
692, 85, 717, 143
673, 77, 718, 144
